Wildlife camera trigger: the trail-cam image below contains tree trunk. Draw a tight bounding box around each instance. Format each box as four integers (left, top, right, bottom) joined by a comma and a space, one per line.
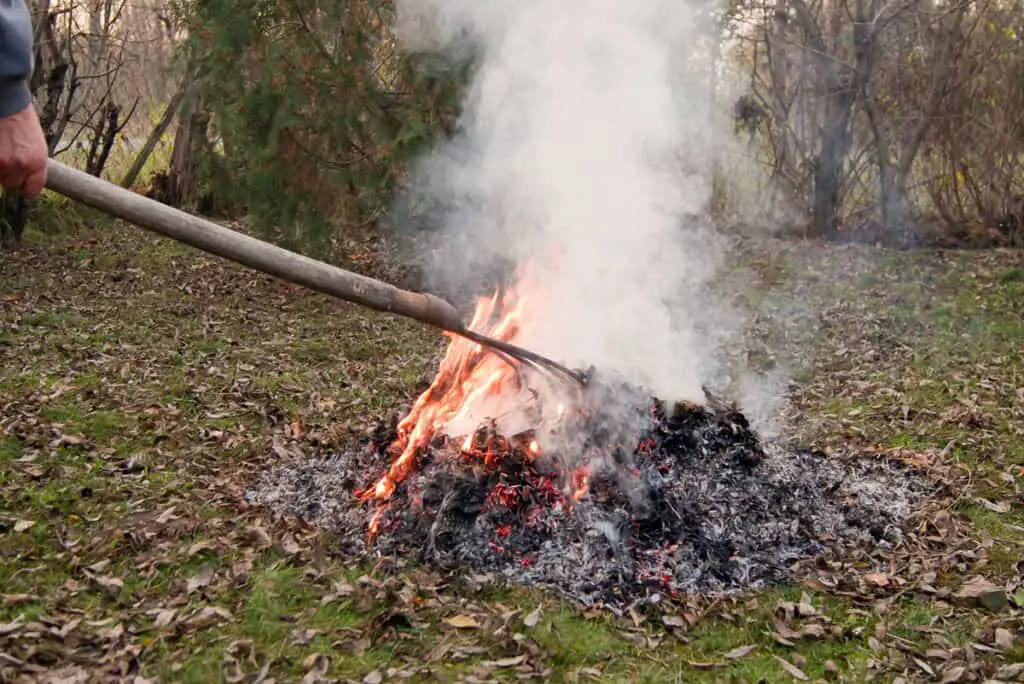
811, 84, 857, 237
168, 95, 209, 208
796, 0, 872, 238
120, 87, 186, 189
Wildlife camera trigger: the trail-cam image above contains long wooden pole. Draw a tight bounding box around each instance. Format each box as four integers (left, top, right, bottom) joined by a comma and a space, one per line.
44, 159, 465, 333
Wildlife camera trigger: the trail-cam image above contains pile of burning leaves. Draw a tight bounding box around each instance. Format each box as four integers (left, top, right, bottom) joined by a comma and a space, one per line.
250, 380, 935, 609
249, 281, 936, 609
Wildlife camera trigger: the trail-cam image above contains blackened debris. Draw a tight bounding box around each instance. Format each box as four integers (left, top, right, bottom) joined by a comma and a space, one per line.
249, 390, 933, 610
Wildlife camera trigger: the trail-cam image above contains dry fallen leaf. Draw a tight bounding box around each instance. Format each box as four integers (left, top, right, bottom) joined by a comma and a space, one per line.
186, 565, 216, 594
187, 605, 233, 629
773, 655, 809, 681
773, 618, 802, 641
864, 572, 890, 587
974, 497, 1011, 514
994, 663, 1024, 679
301, 653, 329, 683
443, 615, 481, 629
0, 620, 23, 637
724, 645, 756, 660
13, 520, 33, 533
799, 624, 826, 639
482, 655, 527, 668
188, 539, 218, 556
994, 627, 1015, 650
523, 606, 541, 629
938, 664, 965, 683
362, 670, 383, 684
954, 575, 1006, 611
912, 657, 936, 677
662, 614, 687, 629
91, 574, 124, 592
152, 609, 177, 629
686, 660, 724, 670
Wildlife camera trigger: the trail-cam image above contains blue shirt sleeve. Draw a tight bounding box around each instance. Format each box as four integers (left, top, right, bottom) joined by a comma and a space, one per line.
0, 0, 33, 118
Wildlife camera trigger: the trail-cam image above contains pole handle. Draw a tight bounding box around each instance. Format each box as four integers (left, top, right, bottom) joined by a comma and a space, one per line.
44, 159, 465, 333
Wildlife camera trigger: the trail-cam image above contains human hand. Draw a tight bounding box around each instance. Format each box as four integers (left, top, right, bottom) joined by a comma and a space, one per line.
0, 104, 48, 197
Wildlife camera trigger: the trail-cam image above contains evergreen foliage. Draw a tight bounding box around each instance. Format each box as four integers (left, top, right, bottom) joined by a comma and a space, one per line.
172, 0, 466, 255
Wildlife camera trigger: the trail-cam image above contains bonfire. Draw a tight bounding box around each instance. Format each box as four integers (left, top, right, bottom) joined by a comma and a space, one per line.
251, 268, 933, 610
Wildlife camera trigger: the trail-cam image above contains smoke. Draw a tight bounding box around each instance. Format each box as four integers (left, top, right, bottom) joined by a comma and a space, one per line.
394, 0, 730, 406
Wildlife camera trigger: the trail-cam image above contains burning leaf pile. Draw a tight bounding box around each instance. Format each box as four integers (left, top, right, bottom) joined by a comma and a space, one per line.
249, 281, 936, 609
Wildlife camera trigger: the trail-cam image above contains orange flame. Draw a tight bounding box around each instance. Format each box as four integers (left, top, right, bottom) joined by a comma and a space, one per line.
359, 266, 596, 542
571, 465, 591, 503
359, 286, 531, 503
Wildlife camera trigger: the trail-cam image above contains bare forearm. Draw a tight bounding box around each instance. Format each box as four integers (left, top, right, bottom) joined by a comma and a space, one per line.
0, 0, 33, 118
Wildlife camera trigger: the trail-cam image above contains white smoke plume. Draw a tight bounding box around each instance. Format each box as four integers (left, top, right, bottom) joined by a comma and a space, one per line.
394, 0, 730, 406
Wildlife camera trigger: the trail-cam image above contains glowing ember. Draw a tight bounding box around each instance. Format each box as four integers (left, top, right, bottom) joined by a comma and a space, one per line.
357, 271, 591, 536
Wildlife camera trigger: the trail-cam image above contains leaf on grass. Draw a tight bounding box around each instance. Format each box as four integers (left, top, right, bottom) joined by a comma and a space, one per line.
91, 574, 124, 592
994, 627, 1015, 650
775, 634, 796, 647
687, 661, 724, 670
864, 572, 890, 587
87, 560, 111, 573
725, 645, 757, 660
187, 539, 218, 556
953, 575, 1006, 611
13, 520, 34, 533
292, 628, 320, 646
938, 664, 965, 683
152, 609, 177, 629
773, 655, 809, 681
796, 592, 820, 617
350, 636, 372, 656
362, 670, 383, 684
523, 606, 541, 629
799, 624, 826, 639
186, 565, 216, 594
773, 618, 802, 641
662, 614, 687, 629
481, 655, 527, 668
0, 620, 23, 637
912, 657, 935, 677
301, 653, 329, 683
2, 594, 36, 606
443, 615, 481, 629
187, 605, 233, 630
995, 663, 1024, 679
156, 506, 179, 525
974, 497, 1011, 513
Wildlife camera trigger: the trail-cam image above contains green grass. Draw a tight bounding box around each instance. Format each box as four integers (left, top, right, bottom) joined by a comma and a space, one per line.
1, 222, 1022, 681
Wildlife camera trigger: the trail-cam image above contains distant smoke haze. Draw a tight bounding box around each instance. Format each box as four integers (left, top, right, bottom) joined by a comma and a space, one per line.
395, 0, 731, 406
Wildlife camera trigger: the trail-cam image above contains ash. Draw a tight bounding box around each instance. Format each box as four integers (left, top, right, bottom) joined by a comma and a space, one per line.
248, 390, 935, 609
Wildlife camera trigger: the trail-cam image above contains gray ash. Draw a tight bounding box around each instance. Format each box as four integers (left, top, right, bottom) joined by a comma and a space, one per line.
248, 386, 934, 609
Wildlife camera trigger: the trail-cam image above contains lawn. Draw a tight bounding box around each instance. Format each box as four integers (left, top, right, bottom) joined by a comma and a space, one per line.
1, 207, 1022, 683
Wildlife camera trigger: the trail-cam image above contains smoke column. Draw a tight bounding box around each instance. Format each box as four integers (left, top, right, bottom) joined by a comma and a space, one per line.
395, 0, 726, 405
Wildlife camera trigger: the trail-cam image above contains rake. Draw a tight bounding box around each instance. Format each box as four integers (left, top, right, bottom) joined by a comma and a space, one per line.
43, 160, 585, 385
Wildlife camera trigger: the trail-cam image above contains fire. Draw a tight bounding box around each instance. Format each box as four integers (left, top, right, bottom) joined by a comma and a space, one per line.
358, 272, 591, 524
359, 283, 534, 503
